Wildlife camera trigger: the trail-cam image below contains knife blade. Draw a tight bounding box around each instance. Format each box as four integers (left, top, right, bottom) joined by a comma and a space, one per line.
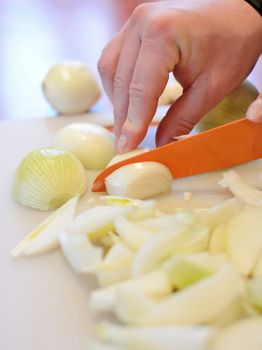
92, 118, 262, 192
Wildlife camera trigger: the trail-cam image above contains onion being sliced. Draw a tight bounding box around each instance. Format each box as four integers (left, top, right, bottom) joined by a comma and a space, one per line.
105, 162, 173, 199
107, 148, 151, 167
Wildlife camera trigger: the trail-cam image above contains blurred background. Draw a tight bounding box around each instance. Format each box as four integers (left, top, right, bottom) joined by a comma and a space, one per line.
0, 0, 261, 120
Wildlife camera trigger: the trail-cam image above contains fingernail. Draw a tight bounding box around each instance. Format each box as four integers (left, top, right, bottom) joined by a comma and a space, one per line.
247, 95, 262, 122
116, 134, 128, 153
171, 134, 190, 141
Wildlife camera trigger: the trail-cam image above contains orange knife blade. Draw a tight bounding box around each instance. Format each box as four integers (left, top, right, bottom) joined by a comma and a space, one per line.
92, 118, 262, 192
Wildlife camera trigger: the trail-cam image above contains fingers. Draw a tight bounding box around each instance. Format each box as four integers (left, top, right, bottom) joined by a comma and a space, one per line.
247, 93, 262, 122
97, 27, 127, 103
113, 24, 142, 138
155, 75, 220, 146
116, 37, 180, 153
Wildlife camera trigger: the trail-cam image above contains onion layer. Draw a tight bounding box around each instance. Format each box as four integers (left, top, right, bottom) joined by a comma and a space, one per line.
13, 148, 87, 211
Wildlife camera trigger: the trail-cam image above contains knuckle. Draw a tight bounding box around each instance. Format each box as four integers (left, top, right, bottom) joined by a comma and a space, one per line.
113, 73, 128, 91
130, 3, 151, 25
174, 118, 195, 135
129, 81, 147, 98
145, 15, 173, 41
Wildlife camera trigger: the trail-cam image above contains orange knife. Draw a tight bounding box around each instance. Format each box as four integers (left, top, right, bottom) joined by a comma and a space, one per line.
92, 118, 262, 192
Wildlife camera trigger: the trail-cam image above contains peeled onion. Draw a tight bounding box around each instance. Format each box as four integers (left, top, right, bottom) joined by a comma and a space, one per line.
55, 122, 115, 170
42, 61, 101, 114
13, 148, 87, 211
105, 162, 173, 199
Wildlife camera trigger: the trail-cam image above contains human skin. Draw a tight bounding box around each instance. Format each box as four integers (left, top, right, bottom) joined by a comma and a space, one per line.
98, 0, 262, 153
247, 93, 262, 121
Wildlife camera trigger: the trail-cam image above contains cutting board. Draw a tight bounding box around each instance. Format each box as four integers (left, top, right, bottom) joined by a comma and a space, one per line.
1, 112, 258, 350
0, 112, 169, 350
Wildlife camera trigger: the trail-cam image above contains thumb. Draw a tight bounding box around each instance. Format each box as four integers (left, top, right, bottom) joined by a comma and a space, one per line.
246, 93, 262, 122
156, 77, 222, 146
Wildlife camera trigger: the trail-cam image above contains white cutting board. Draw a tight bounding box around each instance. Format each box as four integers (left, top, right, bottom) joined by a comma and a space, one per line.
0, 112, 240, 350
0, 112, 167, 350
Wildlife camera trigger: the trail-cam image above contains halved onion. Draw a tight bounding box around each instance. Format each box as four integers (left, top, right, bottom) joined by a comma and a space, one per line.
105, 162, 173, 199
13, 148, 87, 211
55, 123, 115, 170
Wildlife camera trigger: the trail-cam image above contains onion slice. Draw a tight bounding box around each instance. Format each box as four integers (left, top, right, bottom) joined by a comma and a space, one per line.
220, 170, 262, 206
11, 196, 78, 257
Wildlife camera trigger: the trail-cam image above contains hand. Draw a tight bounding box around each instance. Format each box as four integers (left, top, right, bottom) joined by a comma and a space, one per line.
98, 0, 262, 152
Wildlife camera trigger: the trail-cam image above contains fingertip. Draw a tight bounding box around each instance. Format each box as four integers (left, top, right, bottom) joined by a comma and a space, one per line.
155, 132, 171, 147
116, 119, 148, 153
246, 93, 262, 122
